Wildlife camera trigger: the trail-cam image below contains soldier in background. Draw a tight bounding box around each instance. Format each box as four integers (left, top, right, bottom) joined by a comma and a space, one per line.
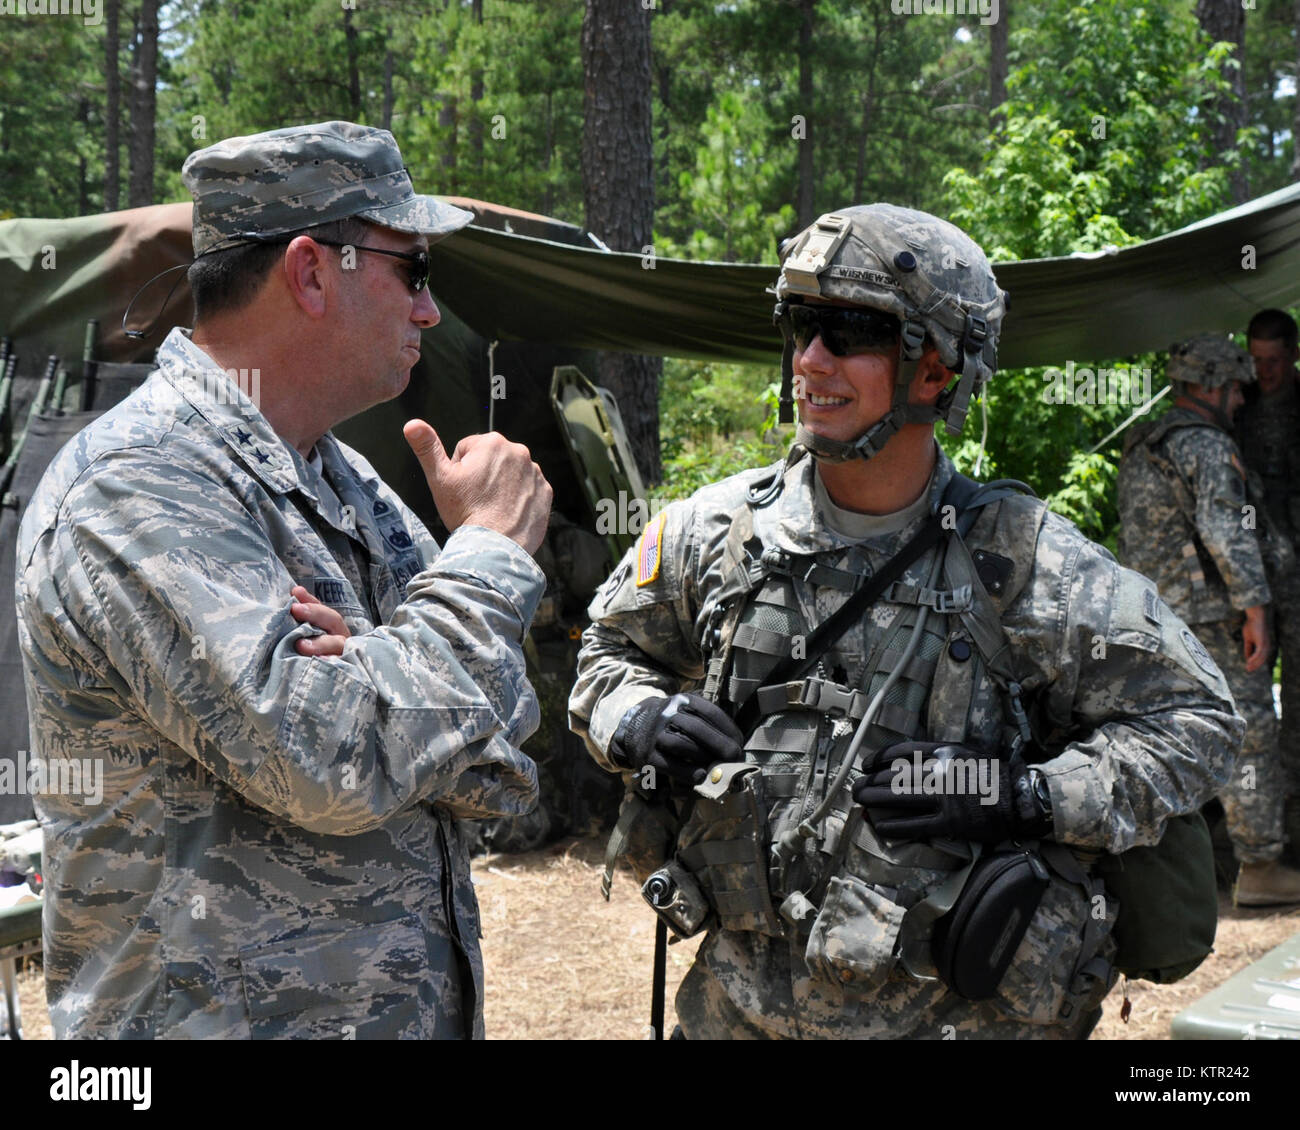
15, 121, 553, 1038
571, 205, 1240, 1038
1119, 334, 1300, 905
1238, 309, 1300, 868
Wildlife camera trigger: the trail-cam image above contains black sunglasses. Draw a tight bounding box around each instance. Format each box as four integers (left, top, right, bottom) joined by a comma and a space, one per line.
774, 301, 900, 356
207, 230, 430, 294
308, 237, 430, 294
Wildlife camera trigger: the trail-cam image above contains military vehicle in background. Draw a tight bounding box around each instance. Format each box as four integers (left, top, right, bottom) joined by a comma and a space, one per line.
0, 199, 649, 851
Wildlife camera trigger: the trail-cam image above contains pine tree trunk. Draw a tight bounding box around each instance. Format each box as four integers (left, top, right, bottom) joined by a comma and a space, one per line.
543, 88, 555, 217
127, 0, 159, 208
438, 5, 457, 176
1294, 0, 1300, 181
854, 8, 883, 202
382, 47, 394, 131
581, 0, 661, 485
104, 0, 120, 211
989, 3, 1008, 124
795, 0, 816, 228
344, 6, 362, 120
1196, 0, 1248, 203
469, 0, 484, 178
78, 97, 90, 215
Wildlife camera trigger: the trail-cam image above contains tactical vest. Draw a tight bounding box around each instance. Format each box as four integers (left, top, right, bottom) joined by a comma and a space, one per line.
681, 470, 1034, 941
646, 464, 1123, 1014
609, 462, 1210, 1011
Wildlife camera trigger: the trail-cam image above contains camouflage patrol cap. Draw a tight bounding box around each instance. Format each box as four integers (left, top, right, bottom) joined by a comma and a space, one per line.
1167, 333, 1256, 390
182, 120, 474, 257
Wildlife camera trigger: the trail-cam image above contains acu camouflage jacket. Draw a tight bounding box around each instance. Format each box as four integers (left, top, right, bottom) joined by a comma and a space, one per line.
1118, 406, 1271, 625
571, 448, 1240, 1038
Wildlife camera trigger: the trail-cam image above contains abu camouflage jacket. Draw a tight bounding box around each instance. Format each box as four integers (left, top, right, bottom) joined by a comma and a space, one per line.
571, 448, 1241, 1039
16, 328, 544, 1039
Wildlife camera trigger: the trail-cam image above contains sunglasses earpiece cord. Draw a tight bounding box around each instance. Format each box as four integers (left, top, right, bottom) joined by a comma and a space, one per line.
121, 262, 192, 341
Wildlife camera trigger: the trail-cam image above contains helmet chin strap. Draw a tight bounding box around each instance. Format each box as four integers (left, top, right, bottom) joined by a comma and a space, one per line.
1181, 384, 1237, 432
794, 321, 939, 463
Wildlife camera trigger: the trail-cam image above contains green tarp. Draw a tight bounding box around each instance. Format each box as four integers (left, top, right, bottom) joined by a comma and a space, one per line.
430, 181, 1300, 368
3, 183, 1300, 370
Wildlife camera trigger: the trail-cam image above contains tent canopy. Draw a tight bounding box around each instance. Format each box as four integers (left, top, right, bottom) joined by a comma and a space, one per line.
3, 183, 1300, 370
431, 181, 1300, 368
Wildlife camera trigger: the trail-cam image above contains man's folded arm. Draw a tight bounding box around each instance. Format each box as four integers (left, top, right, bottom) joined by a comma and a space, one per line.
39, 452, 545, 834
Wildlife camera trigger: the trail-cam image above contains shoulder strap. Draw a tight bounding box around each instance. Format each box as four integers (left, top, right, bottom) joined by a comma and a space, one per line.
941, 494, 1045, 751
730, 473, 1029, 736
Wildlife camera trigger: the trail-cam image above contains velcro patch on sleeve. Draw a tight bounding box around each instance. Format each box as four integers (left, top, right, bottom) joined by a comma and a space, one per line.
636, 512, 667, 587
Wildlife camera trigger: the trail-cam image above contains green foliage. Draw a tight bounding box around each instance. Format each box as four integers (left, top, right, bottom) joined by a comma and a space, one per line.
939, 0, 1240, 543
0, 0, 1280, 555
658, 356, 785, 499
172, 1, 586, 222
0, 17, 102, 218
946, 0, 1235, 259
1240, 0, 1299, 198
1046, 450, 1119, 547
658, 90, 795, 264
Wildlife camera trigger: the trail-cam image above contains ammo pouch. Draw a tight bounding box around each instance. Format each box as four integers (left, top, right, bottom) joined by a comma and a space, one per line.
674, 762, 784, 938
931, 847, 1050, 1000
804, 845, 1051, 1002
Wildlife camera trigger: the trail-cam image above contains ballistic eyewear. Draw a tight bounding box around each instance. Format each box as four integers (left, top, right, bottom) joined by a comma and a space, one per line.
775, 300, 900, 356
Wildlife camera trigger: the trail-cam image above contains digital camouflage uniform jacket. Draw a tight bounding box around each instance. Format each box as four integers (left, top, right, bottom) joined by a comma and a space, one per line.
16, 328, 544, 1039
1117, 406, 1271, 624
570, 449, 1240, 1039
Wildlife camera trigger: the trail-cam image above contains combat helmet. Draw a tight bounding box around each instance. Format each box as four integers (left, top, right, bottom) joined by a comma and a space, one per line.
772, 204, 1007, 462
1167, 333, 1255, 392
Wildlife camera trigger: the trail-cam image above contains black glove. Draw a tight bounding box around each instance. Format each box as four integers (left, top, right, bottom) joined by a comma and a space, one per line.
610, 693, 744, 791
851, 740, 1052, 843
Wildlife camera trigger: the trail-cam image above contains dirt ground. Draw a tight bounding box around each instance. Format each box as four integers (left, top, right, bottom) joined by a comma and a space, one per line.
13, 834, 1300, 1040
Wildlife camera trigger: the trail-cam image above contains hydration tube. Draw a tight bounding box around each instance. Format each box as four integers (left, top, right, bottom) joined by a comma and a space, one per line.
772, 542, 946, 867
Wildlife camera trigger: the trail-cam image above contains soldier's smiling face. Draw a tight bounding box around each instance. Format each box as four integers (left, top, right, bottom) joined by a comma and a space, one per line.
793, 296, 942, 443
1248, 335, 1299, 396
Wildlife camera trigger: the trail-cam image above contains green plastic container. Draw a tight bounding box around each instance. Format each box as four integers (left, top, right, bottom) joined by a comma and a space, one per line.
1172, 932, 1300, 1040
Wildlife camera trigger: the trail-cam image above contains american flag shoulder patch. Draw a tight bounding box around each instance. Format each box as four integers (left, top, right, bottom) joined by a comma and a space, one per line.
636, 512, 667, 587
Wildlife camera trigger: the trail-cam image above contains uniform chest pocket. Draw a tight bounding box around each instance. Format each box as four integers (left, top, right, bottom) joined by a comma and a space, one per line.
237, 915, 434, 1039
303, 574, 371, 634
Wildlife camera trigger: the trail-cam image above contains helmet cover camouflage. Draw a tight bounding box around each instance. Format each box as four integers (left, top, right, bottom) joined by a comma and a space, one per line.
182, 120, 474, 257
1167, 333, 1256, 391
773, 204, 1007, 436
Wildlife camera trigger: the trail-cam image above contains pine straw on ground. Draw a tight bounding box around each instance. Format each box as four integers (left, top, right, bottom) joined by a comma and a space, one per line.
13, 834, 1300, 1040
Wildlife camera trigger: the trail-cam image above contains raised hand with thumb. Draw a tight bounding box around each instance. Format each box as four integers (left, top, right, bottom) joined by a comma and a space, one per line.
403, 419, 553, 554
